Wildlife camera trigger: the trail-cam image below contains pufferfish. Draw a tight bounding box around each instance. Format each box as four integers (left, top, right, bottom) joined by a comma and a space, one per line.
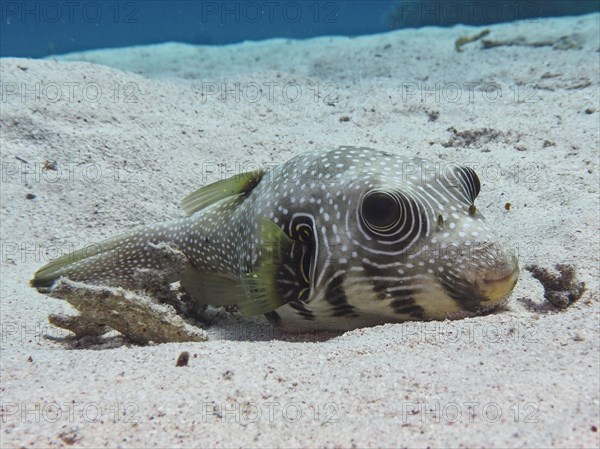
32, 146, 519, 332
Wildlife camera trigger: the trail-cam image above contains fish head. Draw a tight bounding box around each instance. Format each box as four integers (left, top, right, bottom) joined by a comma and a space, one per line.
285, 148, 519, 324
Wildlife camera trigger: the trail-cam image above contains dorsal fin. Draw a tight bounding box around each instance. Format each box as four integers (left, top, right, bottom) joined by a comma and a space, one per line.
181, 169, 264, 216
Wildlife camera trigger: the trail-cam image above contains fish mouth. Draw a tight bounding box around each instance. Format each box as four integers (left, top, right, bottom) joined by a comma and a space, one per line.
480, 266, 520, 302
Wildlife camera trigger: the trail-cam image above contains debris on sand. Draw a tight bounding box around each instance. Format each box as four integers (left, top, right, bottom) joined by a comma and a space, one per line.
455, 29, 490, 52
525, 264, 586, 309
48, 279, 208, 344
481, 33, 584, 50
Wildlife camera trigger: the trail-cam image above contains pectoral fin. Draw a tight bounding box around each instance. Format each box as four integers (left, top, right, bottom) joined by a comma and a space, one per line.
180, 217, 310, 317
181, 265, 244, 305
239, 217, 295, 315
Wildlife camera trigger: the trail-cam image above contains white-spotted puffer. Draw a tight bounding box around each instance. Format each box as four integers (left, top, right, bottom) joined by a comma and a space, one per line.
32, 147, 519, 332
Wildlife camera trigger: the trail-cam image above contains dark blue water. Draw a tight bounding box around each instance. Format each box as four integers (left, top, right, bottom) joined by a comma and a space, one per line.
1, 0, 598, 58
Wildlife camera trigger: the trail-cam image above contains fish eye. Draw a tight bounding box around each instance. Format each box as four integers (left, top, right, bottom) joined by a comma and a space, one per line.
360, 191, 401, 232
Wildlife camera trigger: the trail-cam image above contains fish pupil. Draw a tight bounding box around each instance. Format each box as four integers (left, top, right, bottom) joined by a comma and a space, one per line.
362, 192, 400, 230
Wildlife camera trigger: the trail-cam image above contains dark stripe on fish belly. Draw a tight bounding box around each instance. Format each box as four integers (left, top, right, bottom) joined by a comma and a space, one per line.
264, 311, 282, 325
325, 273, 358, 318
288, 298, 316, 320
390, 298, 425, 317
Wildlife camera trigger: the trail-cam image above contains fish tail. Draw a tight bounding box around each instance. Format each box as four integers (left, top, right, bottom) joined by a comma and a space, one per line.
31, 220, 184, 292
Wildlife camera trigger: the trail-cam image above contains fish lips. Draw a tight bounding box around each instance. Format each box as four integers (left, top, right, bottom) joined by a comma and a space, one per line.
478, 265, 520, 303
439, 261, 519, 313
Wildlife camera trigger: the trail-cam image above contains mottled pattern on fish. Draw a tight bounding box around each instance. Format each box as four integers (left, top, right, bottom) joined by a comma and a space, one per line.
32, 147, 519, 332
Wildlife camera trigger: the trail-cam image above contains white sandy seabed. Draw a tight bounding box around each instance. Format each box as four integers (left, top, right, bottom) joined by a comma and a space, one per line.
1, 13, 599, 449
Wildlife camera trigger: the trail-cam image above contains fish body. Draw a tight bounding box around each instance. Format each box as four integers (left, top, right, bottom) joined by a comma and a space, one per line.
32, 147, 519, 332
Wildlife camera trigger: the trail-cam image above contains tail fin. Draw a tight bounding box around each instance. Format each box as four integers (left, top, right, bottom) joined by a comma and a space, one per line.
31, 221, 185, 292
